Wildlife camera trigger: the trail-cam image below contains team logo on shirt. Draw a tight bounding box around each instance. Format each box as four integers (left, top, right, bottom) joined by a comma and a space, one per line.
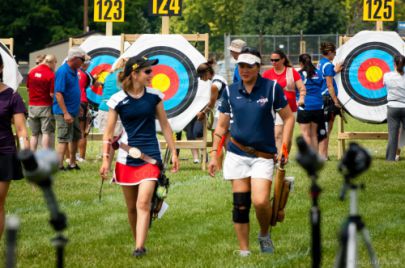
257, 96, 268, 106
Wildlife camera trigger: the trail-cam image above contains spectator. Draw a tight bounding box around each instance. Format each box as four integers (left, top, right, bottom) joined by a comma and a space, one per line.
229, 39, 246, 83
383, 55, 405, 161
318, 42, 343, 160
26, 54, 57, 150
0, 53, 29, 239
262, 49, 306, 153
53, 47, 85, 170
297, 54, 324, 150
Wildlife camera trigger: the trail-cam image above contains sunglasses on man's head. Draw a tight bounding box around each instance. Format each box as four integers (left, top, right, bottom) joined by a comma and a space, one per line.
270, 58, 280, 62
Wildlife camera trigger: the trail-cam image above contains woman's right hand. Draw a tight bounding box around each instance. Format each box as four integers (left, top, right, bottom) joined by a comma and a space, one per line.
99, 161, 110, 181
208, 158, 219, 177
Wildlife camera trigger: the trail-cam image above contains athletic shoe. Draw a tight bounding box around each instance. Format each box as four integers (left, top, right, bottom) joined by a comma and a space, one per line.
258, 234, 275, 253
233, 250, 251, 257
133, 247, 147, 257
395, 154, 400, 161
67, 164, 81, 171
193, 159, 200, 164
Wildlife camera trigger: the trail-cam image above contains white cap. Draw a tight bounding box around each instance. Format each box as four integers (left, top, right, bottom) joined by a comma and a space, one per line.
228, 39, 246, 53
237, 53, 261, 65
67, 47, 86, 60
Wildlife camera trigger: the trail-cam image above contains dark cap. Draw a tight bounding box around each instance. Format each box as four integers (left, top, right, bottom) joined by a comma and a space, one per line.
124, 55, 159, 77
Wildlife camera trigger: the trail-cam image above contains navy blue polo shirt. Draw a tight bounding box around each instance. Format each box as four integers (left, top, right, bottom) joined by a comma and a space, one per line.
53, 62, 81, 116
218, 75, 287, 156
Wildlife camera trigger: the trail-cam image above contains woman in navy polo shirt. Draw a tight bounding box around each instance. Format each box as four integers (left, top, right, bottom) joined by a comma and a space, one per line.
208, 47, 294, 256
99, 55, 179, 257
296, 54, 324, 150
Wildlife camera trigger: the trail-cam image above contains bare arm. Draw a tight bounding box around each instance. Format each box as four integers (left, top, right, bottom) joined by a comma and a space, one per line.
99, 109, 118, 179
326, 76, 340, 107
295, 79, 306, 107
208, 112, 230, 176
156, 101, 178, 172
278, 105, 294, 157
13, 113, 29, 149
55, 92, 73, 123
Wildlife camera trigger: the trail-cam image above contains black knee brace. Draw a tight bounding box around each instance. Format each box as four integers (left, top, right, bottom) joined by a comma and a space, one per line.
232, 192, 251, 223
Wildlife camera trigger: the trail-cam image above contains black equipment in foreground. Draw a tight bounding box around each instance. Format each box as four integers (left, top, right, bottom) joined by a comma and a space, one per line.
18, 149, 68, 268
5, 215, 20, 268
334, 143, 378, 268
296, 136, 325, 268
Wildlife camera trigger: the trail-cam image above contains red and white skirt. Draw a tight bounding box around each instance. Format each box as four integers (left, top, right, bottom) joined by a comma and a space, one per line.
113, 162, 160, 186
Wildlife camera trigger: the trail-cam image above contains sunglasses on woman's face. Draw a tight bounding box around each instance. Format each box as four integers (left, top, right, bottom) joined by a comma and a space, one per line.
143, 69, 153, 75
270, 58, 280, 62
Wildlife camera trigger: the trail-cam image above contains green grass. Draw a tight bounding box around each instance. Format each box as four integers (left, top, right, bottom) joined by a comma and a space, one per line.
3, 87, 404, 267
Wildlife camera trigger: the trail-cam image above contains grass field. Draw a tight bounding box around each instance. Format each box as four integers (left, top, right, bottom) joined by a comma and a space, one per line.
1, 88, 404, 267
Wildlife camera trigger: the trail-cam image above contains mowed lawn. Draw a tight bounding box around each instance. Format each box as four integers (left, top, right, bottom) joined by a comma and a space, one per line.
1, 88, 404, 267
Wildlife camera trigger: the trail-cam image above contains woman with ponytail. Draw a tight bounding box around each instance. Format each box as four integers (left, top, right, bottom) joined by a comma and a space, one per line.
383, 55, 405, 161
297, 54, 324, 150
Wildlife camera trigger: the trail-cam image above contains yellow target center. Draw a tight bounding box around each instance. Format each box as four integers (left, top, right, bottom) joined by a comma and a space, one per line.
365, 66, 383, 83
152, 74, 170, 92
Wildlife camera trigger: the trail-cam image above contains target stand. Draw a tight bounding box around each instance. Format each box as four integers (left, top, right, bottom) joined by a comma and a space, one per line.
0, 38, 14, 55
120, 33, 210, 170
335, 33, 404, 159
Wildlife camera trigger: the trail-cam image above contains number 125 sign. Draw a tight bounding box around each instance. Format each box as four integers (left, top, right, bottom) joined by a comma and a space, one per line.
363, 0, 395, 21
94, 0, 125, 22
149, 0, 183, 16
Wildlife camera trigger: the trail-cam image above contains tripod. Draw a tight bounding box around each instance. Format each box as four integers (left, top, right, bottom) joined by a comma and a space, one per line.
295, 136, 324, 268
335, 181, 379, 268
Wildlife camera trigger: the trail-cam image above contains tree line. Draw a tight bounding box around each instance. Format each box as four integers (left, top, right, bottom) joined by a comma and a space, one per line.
0, 0, 404, 61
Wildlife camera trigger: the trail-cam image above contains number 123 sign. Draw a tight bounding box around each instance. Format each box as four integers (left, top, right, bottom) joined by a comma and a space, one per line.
94, 0, 125, 22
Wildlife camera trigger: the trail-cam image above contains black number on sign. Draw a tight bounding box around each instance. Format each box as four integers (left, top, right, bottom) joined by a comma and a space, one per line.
373, 0, 382, 19
104, 0, 113, 20
97, 0, 103, 20
114, 0, 123, 20
383, 0, 392, 19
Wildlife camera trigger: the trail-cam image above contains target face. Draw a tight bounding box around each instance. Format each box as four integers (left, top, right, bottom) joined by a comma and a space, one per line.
335, 31, 405, 123
116, 34, 210, 132
0, 42, 22, 91
78, 36, 125, 106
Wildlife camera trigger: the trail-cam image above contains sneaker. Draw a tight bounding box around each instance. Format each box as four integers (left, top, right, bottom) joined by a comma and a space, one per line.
132, 247, 147, 257
76, 156, 85, 162
258, 234, 275, 253
67, 164, 81, 171
193, 159, 200, 164
395, 154, 400, 161
233, 250, 251, 257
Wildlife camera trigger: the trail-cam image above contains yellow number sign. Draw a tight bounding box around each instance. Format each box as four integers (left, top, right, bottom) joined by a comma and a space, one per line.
363, 0, 395, 21
148, 0, 183, 16
94, 0, 125, 22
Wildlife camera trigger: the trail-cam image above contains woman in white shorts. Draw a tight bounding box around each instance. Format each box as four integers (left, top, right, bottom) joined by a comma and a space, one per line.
208, 47, 294, 256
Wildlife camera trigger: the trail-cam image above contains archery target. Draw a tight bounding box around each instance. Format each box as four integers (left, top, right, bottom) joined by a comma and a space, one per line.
335, 31, 405, 123
78, 36, 128, 106
115, 34, 210, 132
0, 41, 22, 91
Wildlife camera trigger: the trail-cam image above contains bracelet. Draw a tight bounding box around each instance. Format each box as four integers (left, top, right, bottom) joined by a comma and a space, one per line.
103, 140, 111, 144
209, 149, 217, 153
102, 153, 110, 158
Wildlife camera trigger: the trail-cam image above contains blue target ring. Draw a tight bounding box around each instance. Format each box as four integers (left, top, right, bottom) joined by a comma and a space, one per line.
342, 42, 399, 106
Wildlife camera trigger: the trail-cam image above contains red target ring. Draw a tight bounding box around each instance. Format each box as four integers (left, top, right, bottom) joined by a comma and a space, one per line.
358, 58, 390, 90
151, 65, 179, 100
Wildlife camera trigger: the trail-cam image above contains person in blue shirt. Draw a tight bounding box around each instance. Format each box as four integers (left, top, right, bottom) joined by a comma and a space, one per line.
318, 42, 343, 160
297, 54, 324, 150
99, 55, 179, 258
208, 47, 294, 256
53, 47, 85, 170
228, 39, 246, 83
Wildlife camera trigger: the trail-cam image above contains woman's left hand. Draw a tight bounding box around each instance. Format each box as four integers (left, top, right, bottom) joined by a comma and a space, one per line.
298, 96, 305, 107
171, 154, 179, 172
196, 112, 205, 121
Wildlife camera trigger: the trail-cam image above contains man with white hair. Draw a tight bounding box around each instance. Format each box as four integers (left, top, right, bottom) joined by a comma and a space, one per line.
228, 39, 246, 83
27, 54, 57, 150
53, 46, 85, 170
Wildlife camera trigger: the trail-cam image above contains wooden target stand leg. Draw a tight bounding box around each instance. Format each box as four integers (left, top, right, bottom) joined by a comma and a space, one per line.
0, 38, 14, 55
120, 17, 210, 170
337, 25, 392, 159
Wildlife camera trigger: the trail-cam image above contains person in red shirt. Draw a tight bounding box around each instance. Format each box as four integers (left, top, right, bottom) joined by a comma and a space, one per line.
262, 49, 306, 152
26, 54, 57, 150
